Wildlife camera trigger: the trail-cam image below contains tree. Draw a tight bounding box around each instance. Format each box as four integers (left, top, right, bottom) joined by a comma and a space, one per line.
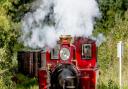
0, 0, 33, 69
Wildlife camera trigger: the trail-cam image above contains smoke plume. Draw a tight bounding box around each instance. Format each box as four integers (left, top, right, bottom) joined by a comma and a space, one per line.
21, 0, 101, 48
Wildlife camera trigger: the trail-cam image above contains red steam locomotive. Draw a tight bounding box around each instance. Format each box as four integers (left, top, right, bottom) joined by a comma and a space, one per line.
38, 35, 98, 89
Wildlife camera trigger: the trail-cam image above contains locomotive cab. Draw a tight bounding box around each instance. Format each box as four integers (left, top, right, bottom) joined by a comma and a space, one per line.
74, 37, 98, 89
38, 35, 98, 89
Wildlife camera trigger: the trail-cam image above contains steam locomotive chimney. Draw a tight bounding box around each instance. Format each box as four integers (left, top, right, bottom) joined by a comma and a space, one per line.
60, 35, 72, 44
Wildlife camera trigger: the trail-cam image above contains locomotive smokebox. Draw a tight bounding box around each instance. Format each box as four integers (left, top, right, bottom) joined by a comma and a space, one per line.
51, 64, 79, 89
60, 35, 72, 44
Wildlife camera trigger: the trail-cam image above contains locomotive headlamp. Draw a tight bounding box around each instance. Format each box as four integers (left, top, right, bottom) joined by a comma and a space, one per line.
60, 48, 70, 60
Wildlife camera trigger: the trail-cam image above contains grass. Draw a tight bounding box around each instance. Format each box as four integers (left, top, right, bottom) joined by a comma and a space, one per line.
0, 71, 38, 89
97, 80, 119, 89
0, 72, 128, 89
15, 74, 38, 89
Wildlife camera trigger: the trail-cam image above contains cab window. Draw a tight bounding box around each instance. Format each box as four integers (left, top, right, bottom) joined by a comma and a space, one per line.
51, 45, 60, 59
82, 44, 92, 59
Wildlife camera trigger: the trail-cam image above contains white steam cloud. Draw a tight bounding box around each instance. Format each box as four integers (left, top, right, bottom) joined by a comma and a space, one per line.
21, 0, 101, 48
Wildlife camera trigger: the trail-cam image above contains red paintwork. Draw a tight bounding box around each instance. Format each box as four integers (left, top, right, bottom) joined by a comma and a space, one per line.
74, 37, 97, 68
38, 68, 47, 89
38, 37, 98, 89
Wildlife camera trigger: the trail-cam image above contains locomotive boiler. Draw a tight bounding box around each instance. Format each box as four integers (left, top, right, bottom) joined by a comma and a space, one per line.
38, 35, 98, 89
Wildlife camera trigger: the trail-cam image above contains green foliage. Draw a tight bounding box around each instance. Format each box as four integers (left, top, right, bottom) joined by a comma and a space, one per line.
16, 73, 38, 89
0, 71, 38, 89
95, 0, 127, 35
0, 0, 36, 88
96, 0, 128, 68
0, 69, 14, 89
8, 0, 33, 22
95, 0, 128, 88
98, 79, 119, 89
0, 0, 33, 69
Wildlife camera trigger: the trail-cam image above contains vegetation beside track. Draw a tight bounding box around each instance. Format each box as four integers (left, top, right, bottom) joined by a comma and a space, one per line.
0, 0, 128, 89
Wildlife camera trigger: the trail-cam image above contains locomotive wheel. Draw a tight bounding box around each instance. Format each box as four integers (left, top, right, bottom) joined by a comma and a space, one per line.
51, 64, 79, 89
